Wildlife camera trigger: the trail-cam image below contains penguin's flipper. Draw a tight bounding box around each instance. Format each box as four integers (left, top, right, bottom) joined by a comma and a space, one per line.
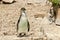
27, 21, 30, 32
17, 15, 22, 32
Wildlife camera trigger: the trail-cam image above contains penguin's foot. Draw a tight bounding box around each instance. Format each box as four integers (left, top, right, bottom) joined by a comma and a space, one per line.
17, 33, 26, 37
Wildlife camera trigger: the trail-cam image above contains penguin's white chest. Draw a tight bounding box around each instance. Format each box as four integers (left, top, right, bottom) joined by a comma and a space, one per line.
20, 16, 27, 23
18, 16, 28, 33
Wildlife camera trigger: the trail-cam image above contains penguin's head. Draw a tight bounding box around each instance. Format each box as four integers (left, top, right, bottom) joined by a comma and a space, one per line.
21, 7, 26, 11
21, 8, 26, 16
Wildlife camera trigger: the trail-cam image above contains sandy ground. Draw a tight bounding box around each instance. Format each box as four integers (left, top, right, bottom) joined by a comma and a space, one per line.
0, 0, 60, 40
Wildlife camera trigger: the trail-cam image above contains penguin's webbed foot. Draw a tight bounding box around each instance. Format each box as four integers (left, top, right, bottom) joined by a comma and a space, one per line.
17, 33, 26, 37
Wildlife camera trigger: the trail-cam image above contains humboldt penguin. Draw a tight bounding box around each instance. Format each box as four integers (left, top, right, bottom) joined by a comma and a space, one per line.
48, 7, 55, 24
17, 8, 30, 37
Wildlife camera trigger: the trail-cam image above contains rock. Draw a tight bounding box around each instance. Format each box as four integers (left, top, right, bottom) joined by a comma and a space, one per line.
2, 0, 15, 4
55, 8, 60, 25
55, 19, 60, 26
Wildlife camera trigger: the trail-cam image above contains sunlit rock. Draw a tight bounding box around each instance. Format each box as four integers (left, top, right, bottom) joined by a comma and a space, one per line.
2, 0, 15, 4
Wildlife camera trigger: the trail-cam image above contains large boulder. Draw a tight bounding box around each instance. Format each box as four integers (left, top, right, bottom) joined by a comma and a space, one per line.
2, 0, 15, 4
55, 8, 60, 25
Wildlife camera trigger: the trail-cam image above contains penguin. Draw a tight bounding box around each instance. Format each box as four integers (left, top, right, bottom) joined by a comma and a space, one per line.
17, 8, 30, 37
48, 7, 55, 24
